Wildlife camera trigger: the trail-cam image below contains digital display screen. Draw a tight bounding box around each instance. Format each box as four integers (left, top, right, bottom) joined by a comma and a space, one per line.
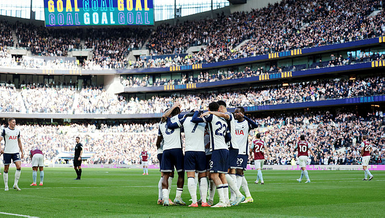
44, 0, 154, 27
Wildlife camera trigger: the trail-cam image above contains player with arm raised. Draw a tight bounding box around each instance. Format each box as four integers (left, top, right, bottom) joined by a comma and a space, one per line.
167, 110, 209, 207
0, 118, 24, 191
250, 133, 268, 185
192, 102, 235, 207
361, 135, 374, 181
294, 135, 316, 183
233, 107, 258, 203
158, 102, 186, 206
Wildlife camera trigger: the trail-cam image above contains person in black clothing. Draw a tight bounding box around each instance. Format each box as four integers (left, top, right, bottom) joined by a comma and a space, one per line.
74, 137, 83, 180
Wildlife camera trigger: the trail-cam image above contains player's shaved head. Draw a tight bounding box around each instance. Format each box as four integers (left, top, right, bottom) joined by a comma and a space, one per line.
209, 102, 219, 111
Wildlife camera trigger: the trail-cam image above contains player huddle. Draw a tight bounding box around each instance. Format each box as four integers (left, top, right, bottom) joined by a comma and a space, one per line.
155, 101, 259, 207
154, 101, 376, 207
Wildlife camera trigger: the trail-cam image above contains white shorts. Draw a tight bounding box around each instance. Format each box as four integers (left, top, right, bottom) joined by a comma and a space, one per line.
32, 154, 44, 167
254, 159, 264, 169
298, 156, 308, 168
142, 161, 148, 167
362, 156, 370, 166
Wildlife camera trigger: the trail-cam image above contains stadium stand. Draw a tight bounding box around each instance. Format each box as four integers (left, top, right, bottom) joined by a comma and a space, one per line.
0, 0, 384, 166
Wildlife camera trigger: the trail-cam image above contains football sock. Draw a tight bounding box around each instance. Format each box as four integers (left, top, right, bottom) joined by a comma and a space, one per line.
176, 188, 183, 199
199, 177, 208, 203
40, 171, 44, 183
258, 169, 264, 181
145, 168, 148, 174
162, 189, 169, 204
223, 183, 229, 204
216, 184, 225, 203
364, 170, 368, 179
3, 172, 8, 187
158, 177, 163, 200
168, 177, 173, 193
304, 170, 309, 181
300, 170, 304, 180
229, 174, 236, 202
225, 174, 242, 198
143, 168, 145, 174
236, 174, 242, 190
75, 169, 79, 178
78, 169, 82, 179
209, 180, 216, 202
32, 171, 37, 183
230, 174, 237, 187
365, 169, 372, 177
187, 177, 197, 203
230, 185, 236, 202
242, 176, 251, 198
14, 170, 21, 186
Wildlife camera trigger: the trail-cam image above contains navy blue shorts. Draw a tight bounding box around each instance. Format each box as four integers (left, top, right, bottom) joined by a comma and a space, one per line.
236, 154, 248, 170
184, 151, 206, 173
206, 154, 212, 171
210, 149, 229, 173
157, 153, 163, 171
228, 148, 239, 169
3, 153, 21, 165
161, 148, 184, 173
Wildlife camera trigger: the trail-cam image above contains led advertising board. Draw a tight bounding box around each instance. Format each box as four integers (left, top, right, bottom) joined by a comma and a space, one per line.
44, 0, 154, 27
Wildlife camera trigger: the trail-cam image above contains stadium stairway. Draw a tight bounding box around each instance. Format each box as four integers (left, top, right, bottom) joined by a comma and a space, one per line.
368, 10, 382, 18
71, 92, 80, 114
234, 39, 251, 50
11, 29, 17, 48
16, 90, 27, 113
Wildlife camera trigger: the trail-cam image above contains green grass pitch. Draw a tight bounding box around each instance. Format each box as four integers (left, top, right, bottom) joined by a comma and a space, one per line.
0, 168, 383, 217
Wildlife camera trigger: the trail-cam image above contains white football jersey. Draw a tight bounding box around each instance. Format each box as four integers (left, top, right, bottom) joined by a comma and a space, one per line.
158, 115, 182, 151
227, 113, 239, 149
203, 114, 228, 150
183, 116, 206, 152
235, 119, 251, 155
2, 127, 21, 153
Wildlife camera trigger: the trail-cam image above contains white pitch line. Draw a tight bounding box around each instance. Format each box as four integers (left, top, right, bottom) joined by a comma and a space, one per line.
0, 212, 39, 218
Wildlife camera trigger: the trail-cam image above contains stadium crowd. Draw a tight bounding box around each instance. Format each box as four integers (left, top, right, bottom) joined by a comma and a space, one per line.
21, 86, 75, 113
253, 111, 385, 166
0, 0, 383, 70
4, 110, 384, 166
0, 85, 24, 112
82, 28, 151, 70
0, 75, 384, 114
0, 20, 14, 47
131, 0, 385, 69
121, 53, 385, 87
16, 22, 81, 57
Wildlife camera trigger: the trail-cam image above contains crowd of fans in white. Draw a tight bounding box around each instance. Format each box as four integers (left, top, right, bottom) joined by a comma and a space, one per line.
3, 110, 384, 166
1, 75, 383, 114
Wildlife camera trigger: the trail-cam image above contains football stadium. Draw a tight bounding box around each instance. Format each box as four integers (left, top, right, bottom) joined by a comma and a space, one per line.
0, 0, 384, 217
